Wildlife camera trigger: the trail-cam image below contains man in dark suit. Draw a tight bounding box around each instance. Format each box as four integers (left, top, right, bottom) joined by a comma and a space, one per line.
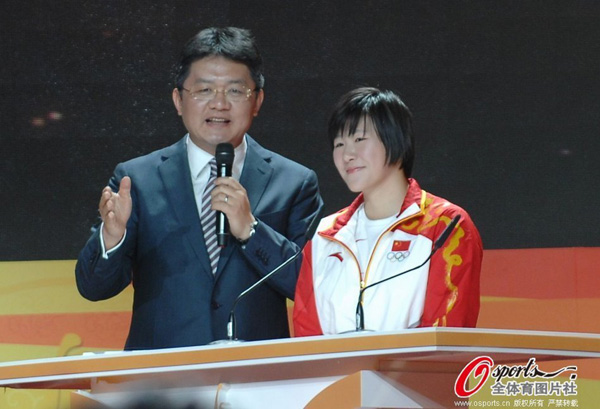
75, 27, 323, 350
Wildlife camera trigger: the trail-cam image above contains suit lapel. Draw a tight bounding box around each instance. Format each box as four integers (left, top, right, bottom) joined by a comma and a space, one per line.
239, 136, 273, 212
215, 136, 273, 279
158, 138, 214, 279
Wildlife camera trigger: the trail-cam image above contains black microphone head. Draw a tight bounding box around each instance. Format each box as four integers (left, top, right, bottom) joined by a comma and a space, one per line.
305, 205, 325, 241
215, 143, 234, 166
433, 214, 461, 251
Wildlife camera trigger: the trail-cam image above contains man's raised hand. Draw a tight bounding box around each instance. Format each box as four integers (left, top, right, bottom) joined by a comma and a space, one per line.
99, 176, 132, 250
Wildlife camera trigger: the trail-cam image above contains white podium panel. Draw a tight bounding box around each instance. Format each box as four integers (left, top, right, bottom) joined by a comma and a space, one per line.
1, 328, 599, 408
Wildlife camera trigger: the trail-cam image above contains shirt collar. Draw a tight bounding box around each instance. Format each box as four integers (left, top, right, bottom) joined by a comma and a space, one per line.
186, 134, 248, 180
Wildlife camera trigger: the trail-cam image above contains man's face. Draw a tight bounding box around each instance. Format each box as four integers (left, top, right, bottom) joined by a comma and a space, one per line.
172, 55, 264, 154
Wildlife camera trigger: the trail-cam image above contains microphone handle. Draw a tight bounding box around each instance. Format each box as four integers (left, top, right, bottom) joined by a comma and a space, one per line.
360, 253, 433, 295
356, 253, 433, 330
355, 214, 461, 331
228, 249, 302, 340
226, 206, 324, 340
216, 162, 232, 247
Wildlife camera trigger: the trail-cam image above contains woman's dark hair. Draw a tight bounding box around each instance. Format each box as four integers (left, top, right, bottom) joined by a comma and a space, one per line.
328, 87, 415, 177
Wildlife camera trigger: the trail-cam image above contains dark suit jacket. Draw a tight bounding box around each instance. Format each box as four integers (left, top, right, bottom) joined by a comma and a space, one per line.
75, 135, 323, 350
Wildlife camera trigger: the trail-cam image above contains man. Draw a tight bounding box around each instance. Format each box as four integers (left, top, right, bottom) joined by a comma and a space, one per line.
76, 27, 323, 350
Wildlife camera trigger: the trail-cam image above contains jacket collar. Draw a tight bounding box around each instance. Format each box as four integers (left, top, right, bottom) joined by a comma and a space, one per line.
320, 178, 426, 239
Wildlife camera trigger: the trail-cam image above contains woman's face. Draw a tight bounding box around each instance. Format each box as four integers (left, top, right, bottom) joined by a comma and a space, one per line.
332, 117, 394, 196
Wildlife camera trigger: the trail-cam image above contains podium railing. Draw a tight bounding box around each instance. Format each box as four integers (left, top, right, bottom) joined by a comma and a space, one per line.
1, 328, 599, 408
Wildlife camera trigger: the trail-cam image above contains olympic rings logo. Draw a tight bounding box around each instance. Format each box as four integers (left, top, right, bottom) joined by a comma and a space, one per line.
386, 251, 410, 262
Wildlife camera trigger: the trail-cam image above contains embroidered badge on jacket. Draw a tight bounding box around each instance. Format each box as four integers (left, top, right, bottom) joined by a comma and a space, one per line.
387, 240, 411, 262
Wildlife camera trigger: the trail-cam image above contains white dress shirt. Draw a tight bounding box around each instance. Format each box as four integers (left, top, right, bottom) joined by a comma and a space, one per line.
187, 134, 247, 218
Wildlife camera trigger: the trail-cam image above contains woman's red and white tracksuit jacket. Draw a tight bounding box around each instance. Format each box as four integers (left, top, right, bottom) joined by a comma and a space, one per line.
293, 179, 483, 336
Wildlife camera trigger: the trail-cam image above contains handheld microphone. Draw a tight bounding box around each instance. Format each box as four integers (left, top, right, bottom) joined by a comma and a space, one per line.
355, 214, 461, 331
215, 143, 234, 247
220, 206, 324, 343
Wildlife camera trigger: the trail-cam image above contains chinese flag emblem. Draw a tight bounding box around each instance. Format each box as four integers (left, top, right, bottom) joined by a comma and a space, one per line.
392, 240, 411, 252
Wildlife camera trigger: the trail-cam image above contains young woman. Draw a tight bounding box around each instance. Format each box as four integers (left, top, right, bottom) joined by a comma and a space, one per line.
293, 87, 483, 336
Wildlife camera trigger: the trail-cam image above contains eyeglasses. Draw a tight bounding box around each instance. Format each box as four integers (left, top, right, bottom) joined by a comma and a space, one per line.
180, 85, 257, 103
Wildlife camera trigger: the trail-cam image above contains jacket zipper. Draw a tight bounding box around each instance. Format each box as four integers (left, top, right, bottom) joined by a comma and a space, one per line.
320, 211, 423, 293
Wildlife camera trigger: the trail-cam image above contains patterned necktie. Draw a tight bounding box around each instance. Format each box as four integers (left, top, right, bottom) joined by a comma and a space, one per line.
201, 158, 220, 275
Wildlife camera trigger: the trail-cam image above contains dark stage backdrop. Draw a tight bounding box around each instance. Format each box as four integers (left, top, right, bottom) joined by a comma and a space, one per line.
2, 1, 599, 261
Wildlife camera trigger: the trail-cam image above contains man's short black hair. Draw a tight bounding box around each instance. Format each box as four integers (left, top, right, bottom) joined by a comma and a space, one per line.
175, 27, 264, 90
